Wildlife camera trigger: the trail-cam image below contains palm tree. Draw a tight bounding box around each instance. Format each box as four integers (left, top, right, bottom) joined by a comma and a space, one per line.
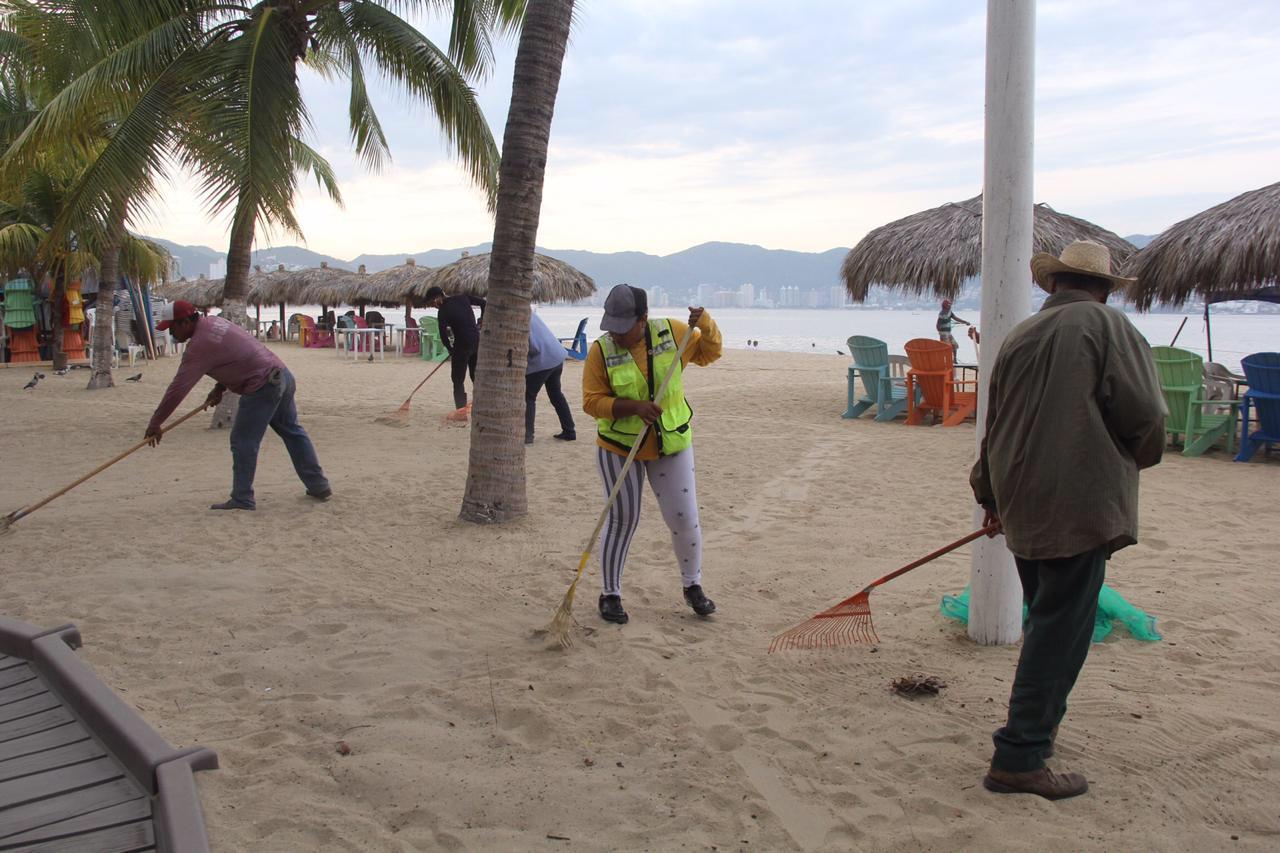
460, 0, 574, 523
3, 1, 517, 389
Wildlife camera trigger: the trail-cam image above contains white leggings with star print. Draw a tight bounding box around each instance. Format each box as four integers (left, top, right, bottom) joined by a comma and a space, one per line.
596, 445, 701, 597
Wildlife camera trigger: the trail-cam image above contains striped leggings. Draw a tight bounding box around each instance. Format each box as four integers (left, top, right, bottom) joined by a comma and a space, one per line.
596, 446, 702, 596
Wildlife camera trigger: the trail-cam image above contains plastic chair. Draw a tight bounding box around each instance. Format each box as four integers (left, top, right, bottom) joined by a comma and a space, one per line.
1150, 346, 1237, 457
843, 335, 916, 421
418, 316, 449, 362
558, 317, 589, 361
903, 338, 977, 426
1235, 352, 1280, 462
402, 316, 420, 356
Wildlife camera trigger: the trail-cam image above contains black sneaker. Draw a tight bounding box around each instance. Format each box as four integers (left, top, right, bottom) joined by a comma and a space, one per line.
598, 594, 628, 624
553, 431, 577, 441
307, 487, 332, 501
683, 584, 716, 616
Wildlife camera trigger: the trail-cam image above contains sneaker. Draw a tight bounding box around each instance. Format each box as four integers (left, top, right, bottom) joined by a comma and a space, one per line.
210, 499, 254, 511
598, 594, 628, 624
525, 434, 535, 445
982, 766, 1088, 800
553, 431, 577, 441
682, 584, 716, 616
307, 487, 332, 501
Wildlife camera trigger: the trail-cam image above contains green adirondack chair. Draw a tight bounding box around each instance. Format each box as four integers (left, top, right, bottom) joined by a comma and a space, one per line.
1150, 345, 1238, 457
418, 316, 449, 362
843, 335, 914, 421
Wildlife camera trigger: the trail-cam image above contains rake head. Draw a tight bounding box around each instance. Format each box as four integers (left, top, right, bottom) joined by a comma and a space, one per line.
0, 514, 14, 536
768, 591, 879, 652
374, 402, 412, 428
547, 578, 582, 649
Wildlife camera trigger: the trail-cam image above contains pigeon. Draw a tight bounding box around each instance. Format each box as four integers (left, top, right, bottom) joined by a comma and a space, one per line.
54, 367, 69, 376
125, 373, 143, 382
836, 349, 846, 356
22, 373, 39, 390
367, 354, 374, 362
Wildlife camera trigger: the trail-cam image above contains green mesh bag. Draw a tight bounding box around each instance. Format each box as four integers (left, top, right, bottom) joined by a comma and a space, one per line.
941, 584, 1161, 643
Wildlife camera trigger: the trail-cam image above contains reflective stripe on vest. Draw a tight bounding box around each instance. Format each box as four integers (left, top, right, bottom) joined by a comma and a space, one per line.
596, 318, 693, 455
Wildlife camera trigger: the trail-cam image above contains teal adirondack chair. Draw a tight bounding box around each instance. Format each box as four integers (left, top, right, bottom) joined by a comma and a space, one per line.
843, 335, 914, 421
1150, 345, 1238, 457
418, 316, 449, 362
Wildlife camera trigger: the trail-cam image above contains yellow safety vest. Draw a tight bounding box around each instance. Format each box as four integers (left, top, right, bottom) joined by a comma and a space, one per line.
596, 319, 693, 455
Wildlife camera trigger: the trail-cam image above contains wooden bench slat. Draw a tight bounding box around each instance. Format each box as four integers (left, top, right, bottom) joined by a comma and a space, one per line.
0, 709, 75, 746
0, 694, 61, 727
0, 724, 91, 762
0, 797, 151, 848
0, 681, 44, 711
0, 668, 36, 692
0, 756, 123, 810
0, 776, 143, 839
0, 740, 107, 784
1, 814, 155, 853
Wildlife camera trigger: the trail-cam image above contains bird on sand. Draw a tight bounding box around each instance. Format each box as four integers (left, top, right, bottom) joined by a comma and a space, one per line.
22, 373, 39, 390
125, 373, 143, 382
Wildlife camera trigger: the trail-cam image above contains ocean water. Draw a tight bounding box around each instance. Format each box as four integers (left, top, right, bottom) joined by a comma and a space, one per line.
273, 303, 1277, 374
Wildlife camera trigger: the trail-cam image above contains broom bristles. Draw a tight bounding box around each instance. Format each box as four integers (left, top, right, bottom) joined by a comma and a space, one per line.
374, 404, 411, 427
548, 577, 581, 649
768, 592, 879, 652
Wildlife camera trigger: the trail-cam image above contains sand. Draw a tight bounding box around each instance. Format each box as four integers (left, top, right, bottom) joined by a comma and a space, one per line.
2, 343, 1278, 851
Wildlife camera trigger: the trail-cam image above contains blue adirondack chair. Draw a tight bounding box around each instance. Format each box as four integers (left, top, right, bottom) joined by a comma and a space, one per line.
843, 335, 914, 421
1235, 352, 1280, 462
558, 317, 589, 360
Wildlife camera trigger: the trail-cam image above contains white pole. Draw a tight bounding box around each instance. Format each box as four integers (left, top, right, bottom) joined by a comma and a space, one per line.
969, 0, 1035, 645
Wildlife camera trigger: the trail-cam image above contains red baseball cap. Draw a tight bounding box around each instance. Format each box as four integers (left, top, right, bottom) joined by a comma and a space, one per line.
156, 300, 197, 330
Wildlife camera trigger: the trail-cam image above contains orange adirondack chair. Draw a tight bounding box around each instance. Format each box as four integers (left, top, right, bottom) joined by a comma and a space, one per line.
904, 338, 978, 426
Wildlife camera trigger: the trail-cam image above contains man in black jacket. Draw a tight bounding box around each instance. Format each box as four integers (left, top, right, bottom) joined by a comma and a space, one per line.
425, 286, 485, 409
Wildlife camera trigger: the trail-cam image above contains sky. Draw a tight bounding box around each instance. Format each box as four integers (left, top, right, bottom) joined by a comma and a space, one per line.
141, 0, 1280, 259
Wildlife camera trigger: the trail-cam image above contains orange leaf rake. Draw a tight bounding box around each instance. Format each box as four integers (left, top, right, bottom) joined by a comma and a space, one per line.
768, 525, 997, 652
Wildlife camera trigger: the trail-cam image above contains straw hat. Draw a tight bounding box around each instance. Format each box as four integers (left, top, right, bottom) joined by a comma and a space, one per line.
1031, 239, 1136, 292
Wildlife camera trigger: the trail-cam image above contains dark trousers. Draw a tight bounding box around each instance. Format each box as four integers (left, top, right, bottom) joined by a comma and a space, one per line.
450, 346, 478, 409
229, 368, 329, 508
525, 364, 576, 440
991, 546, 1108, 772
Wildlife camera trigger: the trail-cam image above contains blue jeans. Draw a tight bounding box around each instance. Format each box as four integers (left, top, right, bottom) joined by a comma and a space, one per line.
229, 368, 329, 507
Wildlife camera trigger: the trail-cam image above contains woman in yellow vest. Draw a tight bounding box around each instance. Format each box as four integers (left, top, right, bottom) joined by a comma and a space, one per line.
582, 284, 723, 624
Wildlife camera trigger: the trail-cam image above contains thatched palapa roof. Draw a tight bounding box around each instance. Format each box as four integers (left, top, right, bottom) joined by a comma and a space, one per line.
408, 252, 594, 304
369, 258, 432, 305
291, 261, 358, 307
1125, 182, 1280, 309
841, 194, 1136, 301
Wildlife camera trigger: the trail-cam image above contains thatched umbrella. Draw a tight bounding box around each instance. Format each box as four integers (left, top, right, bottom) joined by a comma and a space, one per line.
367, 258, 433, 322
841, 194, 1136, 301
1124, 182, 1280, 360
291, 261, 357, 310
408, 252, 595, 304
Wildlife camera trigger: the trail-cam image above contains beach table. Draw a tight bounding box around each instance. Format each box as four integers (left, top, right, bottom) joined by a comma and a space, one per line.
336, 328, 385, 361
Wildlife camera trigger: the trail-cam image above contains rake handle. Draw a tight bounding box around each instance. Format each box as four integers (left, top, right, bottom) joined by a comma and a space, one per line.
4, 402, 208, 526
845, 524, 1000, 603
405, 356, 450, 402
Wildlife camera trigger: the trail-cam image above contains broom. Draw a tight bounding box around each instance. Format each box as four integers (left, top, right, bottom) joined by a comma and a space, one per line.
548, 322, 699, 648
768, 524, 998, 652
1, 402, 209, 535
374, 356, 450, 427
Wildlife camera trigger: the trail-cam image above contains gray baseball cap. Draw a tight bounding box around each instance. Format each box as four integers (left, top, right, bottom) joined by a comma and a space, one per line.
600, 284, 648, 333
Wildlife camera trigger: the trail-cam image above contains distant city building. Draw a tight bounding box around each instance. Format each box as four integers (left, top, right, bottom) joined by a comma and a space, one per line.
739, 282, 754, 308
208, 259, 227, 279
696, 283, 716, 306
830, 286, 847, 308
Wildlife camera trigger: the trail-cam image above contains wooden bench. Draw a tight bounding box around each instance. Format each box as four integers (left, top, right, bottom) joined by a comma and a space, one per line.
0, 618, 217, 851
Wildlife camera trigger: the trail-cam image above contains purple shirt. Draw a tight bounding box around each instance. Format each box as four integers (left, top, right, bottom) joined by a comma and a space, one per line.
149, 316, 286, 430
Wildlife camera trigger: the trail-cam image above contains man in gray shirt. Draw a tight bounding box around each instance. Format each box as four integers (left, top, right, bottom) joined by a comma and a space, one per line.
971, 241, 1166, 800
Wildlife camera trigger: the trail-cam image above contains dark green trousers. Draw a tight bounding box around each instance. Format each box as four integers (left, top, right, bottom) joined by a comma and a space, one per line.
991, 546, 1108, 772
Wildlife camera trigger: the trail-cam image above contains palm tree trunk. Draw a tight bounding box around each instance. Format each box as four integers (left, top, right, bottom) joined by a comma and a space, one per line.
49, 265, 66, 371
211, 198, 255, 428
87, 212, 126, 390
460, 0, 575, 524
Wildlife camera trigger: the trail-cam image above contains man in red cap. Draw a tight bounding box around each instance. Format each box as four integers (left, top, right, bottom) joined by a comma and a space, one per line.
145, 300, 331, 510
936, 298, 970, 358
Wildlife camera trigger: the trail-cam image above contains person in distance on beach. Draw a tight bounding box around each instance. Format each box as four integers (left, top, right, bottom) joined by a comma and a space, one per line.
971, 241, 1165, 800
144, 300, 331, 511
424, 286, 485, 410
582, 284, 723, 625
936, 298, 970, 358
524, 309, 576, 444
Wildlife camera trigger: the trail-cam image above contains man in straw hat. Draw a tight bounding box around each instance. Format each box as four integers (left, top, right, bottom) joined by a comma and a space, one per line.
144, 300, 331, 510
970, 240, 1166, 800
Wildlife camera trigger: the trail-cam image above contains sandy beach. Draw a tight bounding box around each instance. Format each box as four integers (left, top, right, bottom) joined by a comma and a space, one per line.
2, 343, 1277, 851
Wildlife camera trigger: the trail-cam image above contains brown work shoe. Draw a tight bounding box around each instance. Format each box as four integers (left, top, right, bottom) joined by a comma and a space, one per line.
983, 766, 1088, 800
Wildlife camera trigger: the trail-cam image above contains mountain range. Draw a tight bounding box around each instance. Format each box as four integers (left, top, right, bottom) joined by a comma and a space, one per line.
150, 234, 1159, 295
